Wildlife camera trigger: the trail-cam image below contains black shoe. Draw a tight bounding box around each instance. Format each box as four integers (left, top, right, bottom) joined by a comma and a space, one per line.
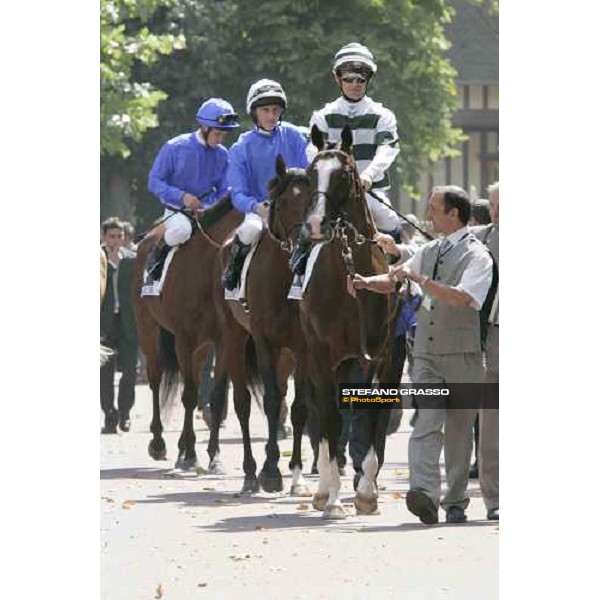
289, 225, 313, 276
406, 489, 439, 524
145, 240, 171, 282
469, 461, 479, 479
445, 506, 467, 524
222, 235, 251, 291
118, 418, 131, 432
487, 508, 499, 521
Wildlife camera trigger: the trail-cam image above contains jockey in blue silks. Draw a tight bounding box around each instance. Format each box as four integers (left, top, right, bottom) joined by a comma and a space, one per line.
221, 79, 309, 291
145, 98, 240, 283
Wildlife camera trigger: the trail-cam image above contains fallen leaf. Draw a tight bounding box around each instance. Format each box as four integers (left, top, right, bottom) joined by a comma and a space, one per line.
155, 583, 164, 599
101, 497, 114, 503
379, 486, 387, 491
281, 450, 293, 457
391, 492, 405, 500
254, 526, 265, 531
195, 466, 208, 475
122, 500, 136, 509
214, 499, 228, 504
197, 582, 208, 588
228, 553, 251, 561
296, 503, 309, 510
202, 487, 215, 491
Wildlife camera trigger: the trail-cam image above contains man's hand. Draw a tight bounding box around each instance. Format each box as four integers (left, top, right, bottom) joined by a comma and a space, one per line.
390, 265, 409, 282
347, 273, 395, 296
360, 173, 373, 192
183, 193, 201, 211
375, 232, 399, 256
255, 202, 270, 220
347, 273, 370, 298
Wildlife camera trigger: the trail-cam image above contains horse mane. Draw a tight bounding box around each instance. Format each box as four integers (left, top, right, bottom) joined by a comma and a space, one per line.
198, 194, 234, 230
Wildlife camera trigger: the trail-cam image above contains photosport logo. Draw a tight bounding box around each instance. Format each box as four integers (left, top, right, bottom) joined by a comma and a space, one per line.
337, 383, 499, 410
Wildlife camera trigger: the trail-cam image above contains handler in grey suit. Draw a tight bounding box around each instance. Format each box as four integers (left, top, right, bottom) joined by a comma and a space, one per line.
350, 185, 492, 525
471, 181, 499, 521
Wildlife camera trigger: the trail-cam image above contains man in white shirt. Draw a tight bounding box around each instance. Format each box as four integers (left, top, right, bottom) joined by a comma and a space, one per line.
349, 186, 493, 525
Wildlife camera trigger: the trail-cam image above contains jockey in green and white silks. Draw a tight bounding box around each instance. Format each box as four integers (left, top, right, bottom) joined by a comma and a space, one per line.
288, 43, 401, 289
309, 42, 402, 236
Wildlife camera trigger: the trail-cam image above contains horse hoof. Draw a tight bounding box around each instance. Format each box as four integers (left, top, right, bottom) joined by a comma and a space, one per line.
354, 492, 379, 515
323, 504, 346, 520
208, 461, 225, 475
259, 470, 283, 493
241, 477, 260, 494
148, 441, 167, 461
290, 484, 312, 497
175, 457, 199, 471
311, 465, 319, 475
312, 493, 328, 511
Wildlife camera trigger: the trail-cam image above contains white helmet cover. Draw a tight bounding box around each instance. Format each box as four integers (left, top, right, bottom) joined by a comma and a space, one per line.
332, 42, 378, 75
246, 79, 288, 115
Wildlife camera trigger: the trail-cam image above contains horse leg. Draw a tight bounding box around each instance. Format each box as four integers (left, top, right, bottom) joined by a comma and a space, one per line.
256, 338, 284, 493
320, 401, 344, 519
289, 368, 311, 497
225, 329, 259, 493
173, 337, 199, 471
207, 365, 228, 475
140, 324, 166, 461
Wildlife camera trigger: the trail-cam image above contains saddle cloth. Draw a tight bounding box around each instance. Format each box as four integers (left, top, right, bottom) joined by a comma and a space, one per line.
141, 246, 178, 297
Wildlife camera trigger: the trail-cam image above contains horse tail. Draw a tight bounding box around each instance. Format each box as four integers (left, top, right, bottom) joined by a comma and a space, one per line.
158, 327, 181, 410
245, 336, 264, 411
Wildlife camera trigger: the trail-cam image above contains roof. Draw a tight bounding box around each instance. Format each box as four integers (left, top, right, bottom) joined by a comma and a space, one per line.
445, 0, 499, 84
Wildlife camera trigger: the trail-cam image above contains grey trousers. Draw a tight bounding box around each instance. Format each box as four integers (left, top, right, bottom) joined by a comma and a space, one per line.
408, 353, 483, 510
480, 326, 499, 510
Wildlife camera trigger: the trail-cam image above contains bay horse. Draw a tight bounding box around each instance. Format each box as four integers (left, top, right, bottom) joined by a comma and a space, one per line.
240, 156, 318, 495
299, 125, 394, 519
133, 196, 264, 493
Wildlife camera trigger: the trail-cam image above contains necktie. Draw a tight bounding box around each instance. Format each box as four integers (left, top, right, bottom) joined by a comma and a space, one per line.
440, 238, 452, 254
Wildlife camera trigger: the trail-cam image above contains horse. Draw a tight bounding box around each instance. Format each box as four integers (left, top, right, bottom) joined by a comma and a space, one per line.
238, 156, 318, 495
133, 196, 266, 493
299, 125, 394, 519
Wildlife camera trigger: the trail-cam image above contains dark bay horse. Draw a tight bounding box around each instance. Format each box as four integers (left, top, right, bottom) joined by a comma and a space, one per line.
241, 156, 317, 495
133, 196, 264, 493
299, 125, 394, 519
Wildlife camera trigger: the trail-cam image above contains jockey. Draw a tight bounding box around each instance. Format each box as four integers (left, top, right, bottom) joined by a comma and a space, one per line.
221, 79, 308, 291
290, 42, 402, 282
145, 98, 239, 283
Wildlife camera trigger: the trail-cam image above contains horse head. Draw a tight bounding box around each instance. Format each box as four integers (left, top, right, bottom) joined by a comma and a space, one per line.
306, 124, 372, 241
267, 154, 311, 245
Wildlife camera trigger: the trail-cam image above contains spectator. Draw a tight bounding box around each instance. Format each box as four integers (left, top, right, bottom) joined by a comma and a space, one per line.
100, 217, 138, 433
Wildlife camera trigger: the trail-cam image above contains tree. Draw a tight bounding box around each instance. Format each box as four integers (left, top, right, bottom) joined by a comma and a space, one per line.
102, 0, 473, 224
100, 0, 185, 158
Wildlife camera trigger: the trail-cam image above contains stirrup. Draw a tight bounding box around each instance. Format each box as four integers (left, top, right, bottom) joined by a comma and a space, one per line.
287, 274, 304, 300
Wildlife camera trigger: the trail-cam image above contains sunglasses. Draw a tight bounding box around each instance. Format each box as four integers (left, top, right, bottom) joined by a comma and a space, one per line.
216, 113, 240, 124
341, 74, 367, 84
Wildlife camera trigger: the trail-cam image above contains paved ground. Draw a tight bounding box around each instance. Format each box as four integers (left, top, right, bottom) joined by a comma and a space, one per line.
100, 381, 498, 600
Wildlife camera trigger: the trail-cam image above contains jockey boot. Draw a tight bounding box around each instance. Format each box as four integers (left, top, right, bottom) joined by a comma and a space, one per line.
222, 235, 251, 291
145, 240, 171, 283
289, 224, 313, 277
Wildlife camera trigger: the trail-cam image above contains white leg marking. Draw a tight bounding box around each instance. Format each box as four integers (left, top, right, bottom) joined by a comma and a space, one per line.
357, 446, 378, 498
291, 466, 307, 488
317, 441, 331, 497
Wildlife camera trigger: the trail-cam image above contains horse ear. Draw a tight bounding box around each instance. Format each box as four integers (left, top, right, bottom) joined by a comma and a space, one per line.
340, 125, 353, 155
311, 125, 325, 151
276, 154, 287, 179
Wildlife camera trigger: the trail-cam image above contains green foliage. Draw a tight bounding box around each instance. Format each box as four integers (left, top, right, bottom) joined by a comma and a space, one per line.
102, 0, 476, 224
100, 0, 185, 158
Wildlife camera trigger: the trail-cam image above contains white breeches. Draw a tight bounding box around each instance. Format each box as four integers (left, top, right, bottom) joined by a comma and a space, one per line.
367, 191, 401, 232
237, 212, 265, 246
163, 208, 192, 246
